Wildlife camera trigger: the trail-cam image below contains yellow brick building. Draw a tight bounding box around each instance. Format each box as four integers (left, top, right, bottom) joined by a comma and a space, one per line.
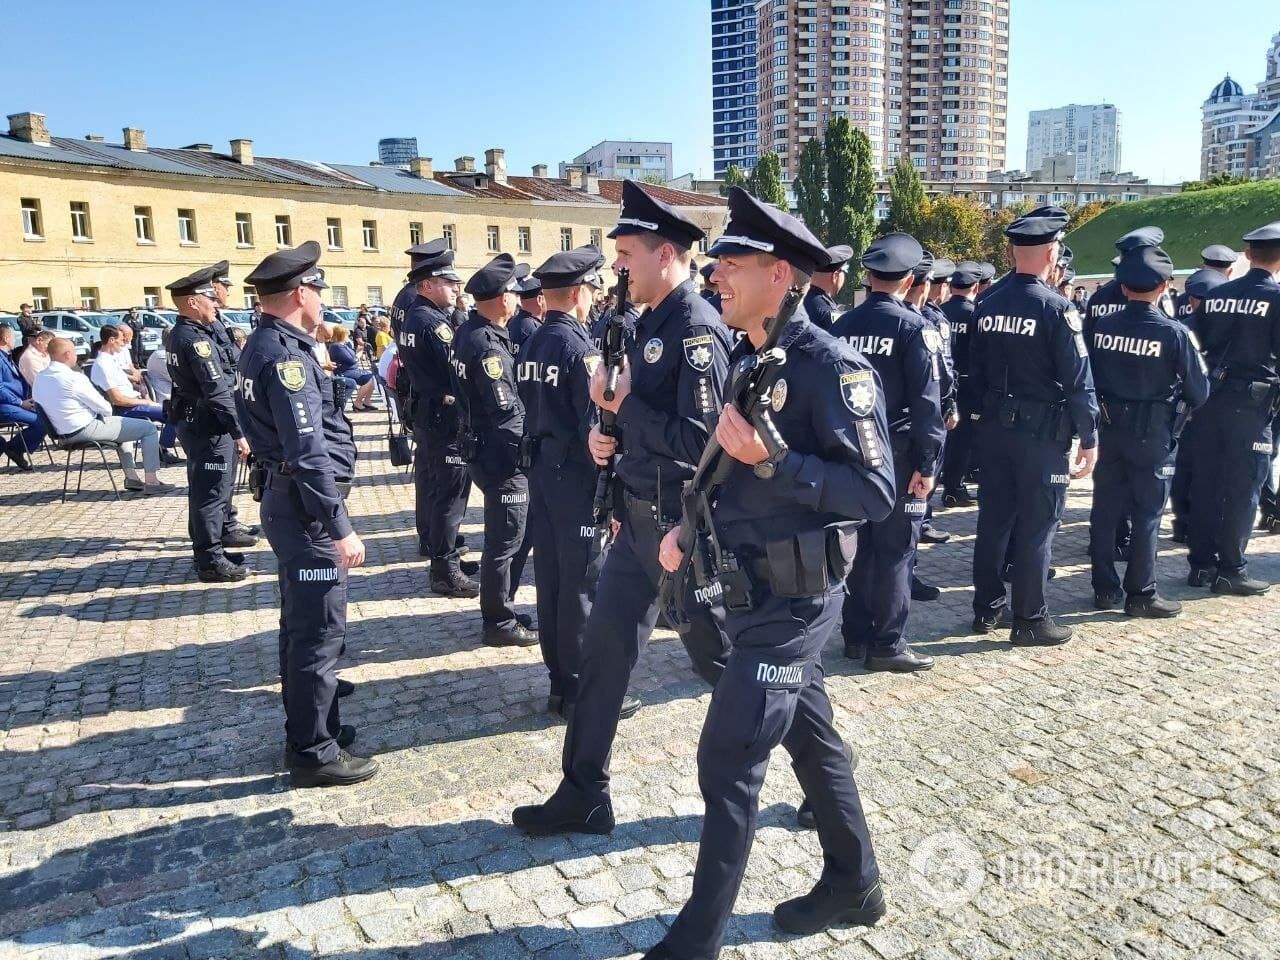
0, 112, 726, 311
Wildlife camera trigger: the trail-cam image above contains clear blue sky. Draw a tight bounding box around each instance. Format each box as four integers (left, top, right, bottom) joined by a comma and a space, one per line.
4, 1, 1272, 184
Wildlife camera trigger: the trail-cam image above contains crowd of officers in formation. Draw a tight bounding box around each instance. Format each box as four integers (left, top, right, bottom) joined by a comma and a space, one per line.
94, 174, 1280, 958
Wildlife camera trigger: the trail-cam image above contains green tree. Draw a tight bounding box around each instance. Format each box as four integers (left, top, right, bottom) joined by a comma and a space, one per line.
721, 164, 747, 197
982, 200, 1032, 274
1066, 199, 1112, 232
748, 151, 789, 211
847, 128, 877, 294
917, 195, 988, 261
884, 156, 926, 237
794, 137, 828, 241
824, 117, 857, 256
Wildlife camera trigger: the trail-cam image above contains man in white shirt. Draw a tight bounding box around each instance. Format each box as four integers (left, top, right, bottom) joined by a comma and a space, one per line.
34, 337, 175, 495
91, 325, 180, 463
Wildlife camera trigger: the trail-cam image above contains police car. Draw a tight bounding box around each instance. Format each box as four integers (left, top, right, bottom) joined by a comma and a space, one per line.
218, 309, 254, 334
323, 307, 359, 330
105, 308, 169, 355
31, 311, 95, 357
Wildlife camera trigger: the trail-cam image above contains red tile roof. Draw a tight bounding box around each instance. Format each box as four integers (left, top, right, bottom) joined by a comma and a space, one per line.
596, 179, 726, 208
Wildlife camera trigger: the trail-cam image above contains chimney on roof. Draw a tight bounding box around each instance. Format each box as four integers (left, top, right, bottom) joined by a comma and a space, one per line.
409, 156, 433, 179
231, 138, 254, 165
584, 175, 600, 195
484, 147, 507, 184
455, 155, 475, 173
123, 127, 146, 151
532, 163, 548, 177
85, 134, 104, 142
565, 166, 585, 190
7, 112, 50, 145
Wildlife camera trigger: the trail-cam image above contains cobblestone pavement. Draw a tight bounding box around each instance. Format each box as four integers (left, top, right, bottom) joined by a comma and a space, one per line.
1, 411, 1278, 960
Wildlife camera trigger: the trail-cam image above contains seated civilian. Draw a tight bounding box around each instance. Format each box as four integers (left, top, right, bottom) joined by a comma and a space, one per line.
231, 327, 248, 352
328, 325, 377, 411
0, 325, 45, 470
145, 330, 173, 402
19, 330, 53, 389
112, 325, 146, 386
373, 316, 394, 359
91, 325, 181, 464
34, 338, 175, 494
312, 321, 354, 410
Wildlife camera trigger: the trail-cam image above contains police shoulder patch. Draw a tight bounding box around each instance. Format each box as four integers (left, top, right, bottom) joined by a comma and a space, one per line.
1064, 308, 1083, 333
481, 354, 504, 380
683, 334, 714, 372
921, 328, 942, 354
840, 368, 877, 417
434, 322, 454, 343
583, 353, 602, 377
193, 340, 212, 359
276, 360, 306, 392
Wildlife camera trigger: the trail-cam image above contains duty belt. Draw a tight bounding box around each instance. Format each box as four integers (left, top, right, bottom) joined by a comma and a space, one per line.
267, 468, 352, 499
622, 487, 681, 529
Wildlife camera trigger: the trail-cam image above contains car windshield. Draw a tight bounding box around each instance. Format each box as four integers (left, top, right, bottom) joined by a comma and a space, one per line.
77, 313, 113, 327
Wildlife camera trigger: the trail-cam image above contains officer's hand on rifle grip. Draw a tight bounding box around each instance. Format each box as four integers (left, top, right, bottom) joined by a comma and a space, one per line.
659, 525, 685, 573
715, 403, 770, 466
589, 357, 631, 413
588, 424, 618, 466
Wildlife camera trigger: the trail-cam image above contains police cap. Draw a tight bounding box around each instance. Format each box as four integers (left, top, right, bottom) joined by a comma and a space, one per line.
861, 232, 925, 280
534, 245, 607, 290
708, 187, 829, 275
978, 262, 997, 281
951, 261, 984, 288
406, 238, 449, 267
820, 244, 854, 273
1005, 205, 1069, 246
166, 264, 221, 297
210, 260, 232, 286
1056, 244, 1074, 269
465, 253, 519, 301
607, 180, 705, 249
1114, 226, 1164, 253
1185, 268, 1229, 299
1201, 243, 1238, 267
930, 257, 956, 282
514, 262, 542, 297
406, 241, 461, 284
1243, 220, 1280, 250
245, 241, 329, 296
911, 249, 936, 285
699, 261, 716, 280
1116, 245, 1174, 293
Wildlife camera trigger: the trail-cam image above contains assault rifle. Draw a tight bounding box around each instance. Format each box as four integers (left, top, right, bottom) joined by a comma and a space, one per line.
657, 285, 803, 630
591, 267, 630, 526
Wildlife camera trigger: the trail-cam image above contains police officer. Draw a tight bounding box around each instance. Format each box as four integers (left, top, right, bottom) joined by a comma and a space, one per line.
391, 241, 445, 338
165, 266, 253, 582
121, 306, 145, 369
1089, 245, 1209, 617
699, 261, 721, 312
939, 262, 984, 506
518, 247, 610, 719
832, 234, 943, 673
512, 180, 732, 835
210, 261, 261, 546
453, 253, 538, 646
508, 265, 545, 354
641, 186, 896, 960
236, 241, 377, 788
399, 241, 478, 596
1186, 221, 1280, 594
1176, 244, 1238, 320
917, 256, 957, 549
1085, 228, 1164, 344
970, 206, 1099, 646
803, 244, 853, 330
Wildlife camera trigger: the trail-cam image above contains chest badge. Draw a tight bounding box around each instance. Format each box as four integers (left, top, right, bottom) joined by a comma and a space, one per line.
194, 341, 212, 359
770, 378, 788, 412
434, 322, 454, 343
482, 355, 504, 380
841, 369, 877, 417
683, 334, 714, 372
644, 337, 664, 364
277, 360, 306, 392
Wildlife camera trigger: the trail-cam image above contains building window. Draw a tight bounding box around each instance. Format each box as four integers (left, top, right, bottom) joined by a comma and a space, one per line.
134, 206, 154, 243
327, 217, 343, 249
590, 228, 603, 249
362, 219, 378, 250
31, 288, 51, 312
20, 198, 43, 239
70, 201, 92, 240
518, 226, 532, 253
443, 224, 456, 250
79, 287, 99, 310
409, 221, 423, 246
487, 225, 500, 252
275, 215, 292, 246
560, 227, 573, 252
177, 208, 198, 244
331, 285, 348, 307
143, 286, 160, 308
367, 286, 383, 306
235, 212, 254, 246
243, 287, 258, 308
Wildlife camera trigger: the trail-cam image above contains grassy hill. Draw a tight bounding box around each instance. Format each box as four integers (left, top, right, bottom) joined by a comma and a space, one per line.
1066, 179, 1280, 276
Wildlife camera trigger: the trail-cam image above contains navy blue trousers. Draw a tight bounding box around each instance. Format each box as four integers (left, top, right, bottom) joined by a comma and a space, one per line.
1089, 426, 1175, 597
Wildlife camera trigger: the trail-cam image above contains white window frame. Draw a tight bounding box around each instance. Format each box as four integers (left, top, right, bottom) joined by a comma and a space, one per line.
361, 219, 378, 251
70, 201, 92, 240
275, 215, 292, 247
134, 206, 154, 243
235, 212, 254, 247
21, 198, 43, 239
177, 208, 197, 244
327, 217, 343, 250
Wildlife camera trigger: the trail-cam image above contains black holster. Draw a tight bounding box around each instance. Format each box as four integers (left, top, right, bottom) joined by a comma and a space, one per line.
757, 521, 860, 598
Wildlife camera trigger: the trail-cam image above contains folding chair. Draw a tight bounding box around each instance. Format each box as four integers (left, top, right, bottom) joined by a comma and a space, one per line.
33, 404, 124, 502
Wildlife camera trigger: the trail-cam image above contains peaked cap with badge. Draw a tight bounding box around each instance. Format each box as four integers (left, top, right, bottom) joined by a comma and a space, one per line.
245, 241, 329, 296
465, 253, 519, 301
1004, 205, 1069, 246
708, 186, 829, 275
607, 179, 706, 249
406, 240, 461, 284
1201, 243, 1238, 267
166, 264, 221, 297
533, 246, 606, 290
861, 233, 925, 280
1243, 220, 1280, 250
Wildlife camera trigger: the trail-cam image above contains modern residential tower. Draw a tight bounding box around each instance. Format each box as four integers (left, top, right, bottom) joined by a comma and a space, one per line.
1025, 104, 1121, 180
712, 0, 760, 176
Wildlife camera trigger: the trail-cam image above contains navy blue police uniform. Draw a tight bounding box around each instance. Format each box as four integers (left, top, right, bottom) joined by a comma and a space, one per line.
802, 244, 852, 331
1084, 228, 1164, 345
969, 206, 1099, 644
1175, 245, 1237, 322
165, 266, 246, 580
939, 262, 984, 504
517, 248, 609, 714
831, 234, 944, 671
513, 180, 733, 836
508, 266, 544, 355
453, 254, 535, 643
398, 245, 475, 593
235, 242, 376, 787
699, 261, 722, 314
1186, 222, 1280, 593
642, 187, 896, 960
210, 261, 259, 543
390, 240, 446, 339
1088, 247, 1209, 611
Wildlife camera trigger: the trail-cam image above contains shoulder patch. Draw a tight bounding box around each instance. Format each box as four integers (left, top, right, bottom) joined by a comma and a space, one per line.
434, 322, 454, 344
840, 369, 877, 417
277, 360, 306, 392
683, 334, 714, 372
193, 341, 212, 359
921, 328, 942, 354
482, 354, 504, 380
1064, 308, 1083, 333
583, 353, 602, 377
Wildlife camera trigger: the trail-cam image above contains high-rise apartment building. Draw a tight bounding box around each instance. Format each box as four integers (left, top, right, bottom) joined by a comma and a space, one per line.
712, 0, 760, 176
1201, 32, 1280, 181
1025, 104, 1121, 180
377, 137, 418, 168
742, 0, 1008, 181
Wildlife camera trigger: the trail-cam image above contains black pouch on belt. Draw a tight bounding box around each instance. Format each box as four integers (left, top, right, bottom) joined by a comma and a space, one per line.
765, 528, 833, 598
825, 521, 860, 581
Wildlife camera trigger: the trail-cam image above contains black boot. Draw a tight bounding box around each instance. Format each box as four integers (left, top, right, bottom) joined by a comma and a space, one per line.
1170, 518, 1188, 543
1093, 591, 1124, 611
197, 557, 248, 582
1124, 594, 1182, 618
431, 568, 479, 598
482, 621, 539, 647
1211, 573, 1270, 596
910, 577, 940, 601
1010, 617, 1072, 647
512, 793, 615, 836
336, 678, 355, 698
1187, 567, 1216, 588
773, 879, 886, 936
288, 749, 379, 788
864, 646, 934, 673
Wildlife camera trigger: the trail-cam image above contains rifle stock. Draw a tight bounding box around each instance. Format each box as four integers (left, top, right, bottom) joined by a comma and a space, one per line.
592, 268, 631, 525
